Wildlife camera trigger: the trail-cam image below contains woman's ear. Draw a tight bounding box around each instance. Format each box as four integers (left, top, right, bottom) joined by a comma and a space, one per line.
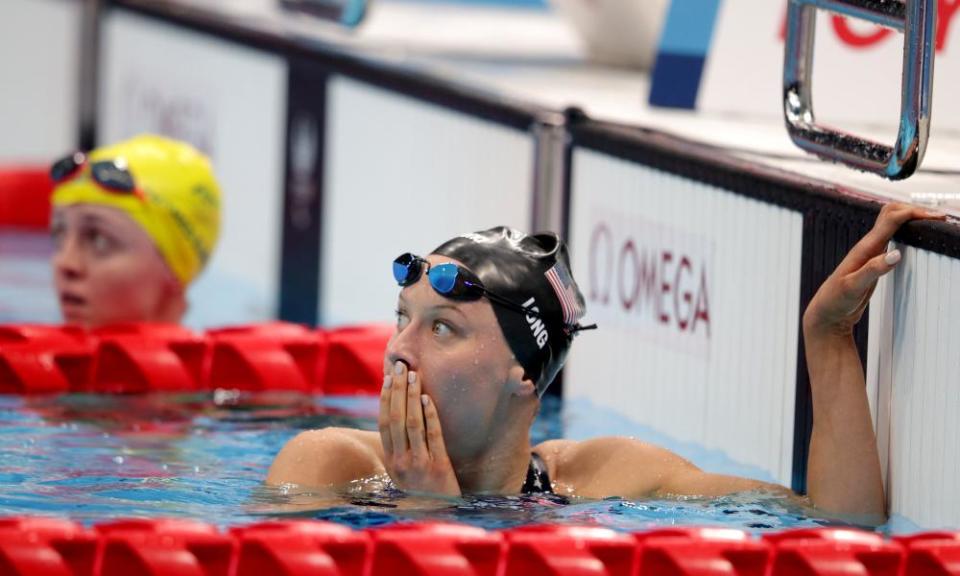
507, 364, 537, 398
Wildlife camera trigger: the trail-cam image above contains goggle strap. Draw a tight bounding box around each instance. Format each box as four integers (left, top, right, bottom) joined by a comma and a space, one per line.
565, 322, 598, 336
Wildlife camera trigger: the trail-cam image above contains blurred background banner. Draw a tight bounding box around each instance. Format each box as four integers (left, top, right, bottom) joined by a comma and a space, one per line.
318, 75, 537, 326
648, 0, 721, 109
0, 0, 83, 163
98, 10, 288, 328
651, 0, 960, 137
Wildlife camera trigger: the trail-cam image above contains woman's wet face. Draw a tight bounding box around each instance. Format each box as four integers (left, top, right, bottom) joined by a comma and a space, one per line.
385, 254, 520, 459
51, 204, 178, 328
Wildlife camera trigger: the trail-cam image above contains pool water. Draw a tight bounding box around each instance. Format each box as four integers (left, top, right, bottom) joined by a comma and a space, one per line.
0, 392, 876, 533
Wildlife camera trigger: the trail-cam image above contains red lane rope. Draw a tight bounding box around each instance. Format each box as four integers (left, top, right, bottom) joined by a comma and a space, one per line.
0, 322, 394, 395
1, 518, 955, 575
0, 166, 52, 230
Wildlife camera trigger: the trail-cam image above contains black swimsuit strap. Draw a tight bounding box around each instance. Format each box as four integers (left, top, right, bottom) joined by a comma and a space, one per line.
521, 451, 553, 495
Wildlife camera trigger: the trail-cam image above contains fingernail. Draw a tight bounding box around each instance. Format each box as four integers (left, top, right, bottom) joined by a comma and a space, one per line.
926, 210, 947, 217
884, 250, 902, 266
383, 375, 392, 389
421, 395, 429, 406
408, 371, 416, 385
394, 361, 404, 375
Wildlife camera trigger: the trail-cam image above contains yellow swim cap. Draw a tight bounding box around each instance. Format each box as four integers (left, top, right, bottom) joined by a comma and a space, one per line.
51, 135, 221, 287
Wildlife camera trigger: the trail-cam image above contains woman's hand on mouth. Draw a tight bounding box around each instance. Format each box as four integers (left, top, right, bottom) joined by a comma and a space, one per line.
379, 361, 462, 497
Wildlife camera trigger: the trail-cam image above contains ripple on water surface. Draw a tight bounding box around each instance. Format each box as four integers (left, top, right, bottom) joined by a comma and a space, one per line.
0, 394, 892, 533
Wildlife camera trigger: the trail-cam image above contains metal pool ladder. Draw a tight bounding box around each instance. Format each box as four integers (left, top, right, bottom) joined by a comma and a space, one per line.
783, 0, 937, 180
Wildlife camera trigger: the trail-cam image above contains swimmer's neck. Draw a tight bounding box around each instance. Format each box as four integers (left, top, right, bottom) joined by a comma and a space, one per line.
451, 434, 533, 495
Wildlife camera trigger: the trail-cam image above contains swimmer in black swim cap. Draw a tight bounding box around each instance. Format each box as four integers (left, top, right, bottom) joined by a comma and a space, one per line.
271, 210, 932, 523
398, 227, 596, 397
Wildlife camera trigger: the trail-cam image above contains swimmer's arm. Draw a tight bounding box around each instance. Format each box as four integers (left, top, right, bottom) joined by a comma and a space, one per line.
798, 204, 944, 523
653, 457, 794, 499
548, 433, 884, 525
802, 329, 885, 524
265, 427, 381, 489
541, 437, 788, 500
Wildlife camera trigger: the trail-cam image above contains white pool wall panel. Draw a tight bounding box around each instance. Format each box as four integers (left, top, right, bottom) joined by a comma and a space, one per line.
321, 75, 535, 326
565, 148, 802, 485
98, 9, 288, 326
0, 0, 82, 162
889, 246, 960, 528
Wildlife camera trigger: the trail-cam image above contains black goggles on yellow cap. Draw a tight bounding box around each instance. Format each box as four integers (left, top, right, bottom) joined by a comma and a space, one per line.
50, 152, 144, 200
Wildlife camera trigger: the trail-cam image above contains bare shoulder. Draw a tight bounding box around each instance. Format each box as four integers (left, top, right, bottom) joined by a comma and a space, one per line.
265, 427, 384, 489
533, 436, 690, 499
535, 436, 789, 500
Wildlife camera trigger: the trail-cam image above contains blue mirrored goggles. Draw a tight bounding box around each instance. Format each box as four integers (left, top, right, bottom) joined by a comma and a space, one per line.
392, 253, 546, 320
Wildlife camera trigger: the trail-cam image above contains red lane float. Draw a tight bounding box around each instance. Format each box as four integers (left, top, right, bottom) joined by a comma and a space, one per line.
86, 325, 208, 394
369, 522, 503, 576
96, 519, 234, 576
762, 527, 886, 545
2, 517, 959, 576
764, 528, 903, 576
895, 531, 960, 575
503, 524, 636, 576
0, 325, 92, 394
231, 520, 369, 576
208, 323, 320, 393
0, 322, 392, 394
0, 517, 99, 576
319, 325, 395, 396
636, 527, 771, 576
0, 166, 53, 229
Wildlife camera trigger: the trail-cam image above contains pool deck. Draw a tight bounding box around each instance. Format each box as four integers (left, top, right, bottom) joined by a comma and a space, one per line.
120, 0, 960, 211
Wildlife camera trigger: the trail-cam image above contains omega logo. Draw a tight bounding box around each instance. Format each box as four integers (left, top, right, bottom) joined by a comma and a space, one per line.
588, 222, 710, 337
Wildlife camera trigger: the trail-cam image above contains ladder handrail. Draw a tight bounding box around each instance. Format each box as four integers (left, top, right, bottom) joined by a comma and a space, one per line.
783, 0, 937, 180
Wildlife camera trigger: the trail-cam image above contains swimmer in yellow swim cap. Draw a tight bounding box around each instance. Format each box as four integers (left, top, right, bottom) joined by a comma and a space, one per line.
49, 135, 221, 328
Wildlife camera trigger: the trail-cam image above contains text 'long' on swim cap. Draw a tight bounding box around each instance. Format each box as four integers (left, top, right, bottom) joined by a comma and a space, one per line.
431, 226, 590, 396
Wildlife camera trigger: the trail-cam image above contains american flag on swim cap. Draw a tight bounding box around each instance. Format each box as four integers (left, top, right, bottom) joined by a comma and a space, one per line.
544, 262, 584, 325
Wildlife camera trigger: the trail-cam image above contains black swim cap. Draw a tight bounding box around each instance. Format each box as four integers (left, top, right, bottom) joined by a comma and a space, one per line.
431, 227, 589, 396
